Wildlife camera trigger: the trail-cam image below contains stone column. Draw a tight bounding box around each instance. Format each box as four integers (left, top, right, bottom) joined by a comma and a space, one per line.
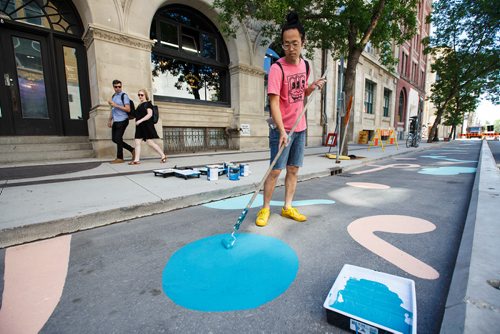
83, 25, 158, 159
228, 64, 267, 150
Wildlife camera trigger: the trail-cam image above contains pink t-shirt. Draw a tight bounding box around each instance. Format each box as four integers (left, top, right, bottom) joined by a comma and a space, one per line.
267, 58, 310, 132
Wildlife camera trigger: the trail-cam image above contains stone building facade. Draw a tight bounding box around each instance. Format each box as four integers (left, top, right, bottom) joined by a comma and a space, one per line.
0, 0, 429, 159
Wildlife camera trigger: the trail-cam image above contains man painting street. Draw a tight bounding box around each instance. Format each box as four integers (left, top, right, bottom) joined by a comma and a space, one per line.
256, 12, 326, 227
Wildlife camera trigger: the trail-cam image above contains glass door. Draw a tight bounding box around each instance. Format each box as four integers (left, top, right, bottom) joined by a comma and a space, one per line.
55, 39, 90, 135
0, 29, 58, 135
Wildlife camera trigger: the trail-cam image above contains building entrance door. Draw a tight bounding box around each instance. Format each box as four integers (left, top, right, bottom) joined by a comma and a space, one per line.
0, 26, 90, 136
0, 29, 59, 135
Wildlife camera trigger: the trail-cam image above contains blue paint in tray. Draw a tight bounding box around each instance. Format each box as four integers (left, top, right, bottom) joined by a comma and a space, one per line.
331, 278, 413, 334
324, 264, 416, 334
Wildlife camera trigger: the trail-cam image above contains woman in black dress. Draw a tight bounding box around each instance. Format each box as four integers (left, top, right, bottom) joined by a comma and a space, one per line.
128, 89, 167, 165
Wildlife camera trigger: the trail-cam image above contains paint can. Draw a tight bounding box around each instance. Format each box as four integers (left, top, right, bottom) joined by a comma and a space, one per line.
228, 165, 240, 181
207, 165, 218, 181
223, 162, 231, 176
239, 163, 249, 176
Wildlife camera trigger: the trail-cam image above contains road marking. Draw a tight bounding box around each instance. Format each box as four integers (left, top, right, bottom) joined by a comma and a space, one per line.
346, 182, 390, 189
203, 193, 334, 210
418, 166, 477, 175
0, 235, 71, 333
420, 155, 477, 163
347, 215, 439, 280
351, 163, 420, 175
162, 233, 298, 311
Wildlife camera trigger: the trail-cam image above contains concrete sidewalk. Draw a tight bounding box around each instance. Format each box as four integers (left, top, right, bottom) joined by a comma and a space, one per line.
0, 142, 436, 248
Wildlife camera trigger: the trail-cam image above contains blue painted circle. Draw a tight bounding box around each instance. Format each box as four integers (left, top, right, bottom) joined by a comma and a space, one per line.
162, 233, 299, 311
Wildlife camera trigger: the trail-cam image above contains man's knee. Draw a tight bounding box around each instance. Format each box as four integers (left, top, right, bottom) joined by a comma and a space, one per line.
268, 169, 281, 180
286, 165, 299, 175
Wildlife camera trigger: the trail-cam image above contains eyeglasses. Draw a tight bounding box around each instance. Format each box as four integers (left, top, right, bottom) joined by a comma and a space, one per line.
138, 93, 144, 97
113, 85, 121, 88
282, 42, 301, 51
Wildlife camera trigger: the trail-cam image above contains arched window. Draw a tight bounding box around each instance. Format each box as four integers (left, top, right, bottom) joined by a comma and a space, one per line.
0, 0, 83, 36
150, 5, 230, 105
398, 90, 405, 122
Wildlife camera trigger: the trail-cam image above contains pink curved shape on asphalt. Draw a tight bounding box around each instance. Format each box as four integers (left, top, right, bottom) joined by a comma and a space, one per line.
346, 182, 390, 189
347, 215, 439, 280
0, 235, 71, 333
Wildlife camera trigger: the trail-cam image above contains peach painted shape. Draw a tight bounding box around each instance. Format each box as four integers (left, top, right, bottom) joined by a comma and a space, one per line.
351, 163, 420, 175
347, 215, 440, 280
346, 182, 391, 190
0, 235, 71, 333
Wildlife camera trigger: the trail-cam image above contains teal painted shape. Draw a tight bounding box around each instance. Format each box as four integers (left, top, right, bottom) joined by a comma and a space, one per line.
203, 194, 335, 210
420, 155, 477, 163
418, 166, 477, 175
162, 233, 299, 311
332, 278, 413, 334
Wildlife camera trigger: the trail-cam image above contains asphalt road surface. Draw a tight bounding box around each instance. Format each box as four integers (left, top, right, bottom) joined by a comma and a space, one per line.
0, 140, 481, 334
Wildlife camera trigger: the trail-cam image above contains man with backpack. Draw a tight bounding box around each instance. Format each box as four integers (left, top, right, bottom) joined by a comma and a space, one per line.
255, 12, 326, 227
107, 79, 135, 163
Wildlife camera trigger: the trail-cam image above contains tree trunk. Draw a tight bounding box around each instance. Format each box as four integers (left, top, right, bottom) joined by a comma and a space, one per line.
449, 125, 456, 140
340, 47, 363, 156
428, 102, 448, 143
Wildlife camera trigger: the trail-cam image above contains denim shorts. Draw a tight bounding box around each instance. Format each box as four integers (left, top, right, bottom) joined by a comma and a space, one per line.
269, 128, 306, 170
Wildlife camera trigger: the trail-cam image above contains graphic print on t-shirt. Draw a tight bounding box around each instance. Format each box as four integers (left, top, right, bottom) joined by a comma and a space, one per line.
287, 72, 307, 104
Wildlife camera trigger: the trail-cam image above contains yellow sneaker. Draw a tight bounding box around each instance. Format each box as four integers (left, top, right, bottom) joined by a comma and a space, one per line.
256, 208, 271, 227
281, 207, 307, 222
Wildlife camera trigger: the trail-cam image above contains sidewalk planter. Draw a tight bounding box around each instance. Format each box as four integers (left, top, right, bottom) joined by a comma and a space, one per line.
324, 264, 417, 334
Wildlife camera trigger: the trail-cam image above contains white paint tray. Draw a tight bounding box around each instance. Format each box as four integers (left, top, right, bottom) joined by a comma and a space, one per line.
323, 264, 417, 334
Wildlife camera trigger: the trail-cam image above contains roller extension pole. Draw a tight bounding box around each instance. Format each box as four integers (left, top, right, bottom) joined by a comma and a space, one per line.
222, 66, 329, 249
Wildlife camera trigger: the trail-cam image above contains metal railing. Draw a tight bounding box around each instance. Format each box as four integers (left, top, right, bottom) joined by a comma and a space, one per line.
163, 127, 229, 153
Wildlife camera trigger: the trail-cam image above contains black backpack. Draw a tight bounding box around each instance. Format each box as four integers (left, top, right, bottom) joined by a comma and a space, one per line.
120, 93, 136, 119
151, 104, 159, 124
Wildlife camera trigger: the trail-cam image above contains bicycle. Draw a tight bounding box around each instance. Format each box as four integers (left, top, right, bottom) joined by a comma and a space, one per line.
406, 132, 421, 148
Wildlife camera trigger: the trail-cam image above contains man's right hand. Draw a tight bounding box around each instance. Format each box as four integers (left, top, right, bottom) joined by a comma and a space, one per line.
107, 119, 112, 128
279, 129, 288, 148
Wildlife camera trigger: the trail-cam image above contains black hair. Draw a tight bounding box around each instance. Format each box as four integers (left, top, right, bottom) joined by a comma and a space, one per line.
112, 79, 122, 85
281, 11, 305, 42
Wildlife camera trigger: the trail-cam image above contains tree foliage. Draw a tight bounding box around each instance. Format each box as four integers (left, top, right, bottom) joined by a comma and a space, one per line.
213, 0, 419, 153
424, 0, 500, 141
494, 119, 500, 133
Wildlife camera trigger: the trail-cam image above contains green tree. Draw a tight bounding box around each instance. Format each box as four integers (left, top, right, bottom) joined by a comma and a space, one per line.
442, 83, 479, 140
424, 0, 500, 142
213, 0, 419, 154
494, 119, 500, 133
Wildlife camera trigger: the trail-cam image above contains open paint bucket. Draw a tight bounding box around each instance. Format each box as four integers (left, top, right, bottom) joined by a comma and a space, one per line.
228, 165, 240, 181
239, 163, 249, 176
207, 165, 218, 181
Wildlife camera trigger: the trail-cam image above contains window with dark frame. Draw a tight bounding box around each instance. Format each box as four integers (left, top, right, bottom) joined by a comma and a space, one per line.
383, 89, 391, 117
398, 91, 405, 122
150, 5, 230, 105
364, 80, 375, 114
